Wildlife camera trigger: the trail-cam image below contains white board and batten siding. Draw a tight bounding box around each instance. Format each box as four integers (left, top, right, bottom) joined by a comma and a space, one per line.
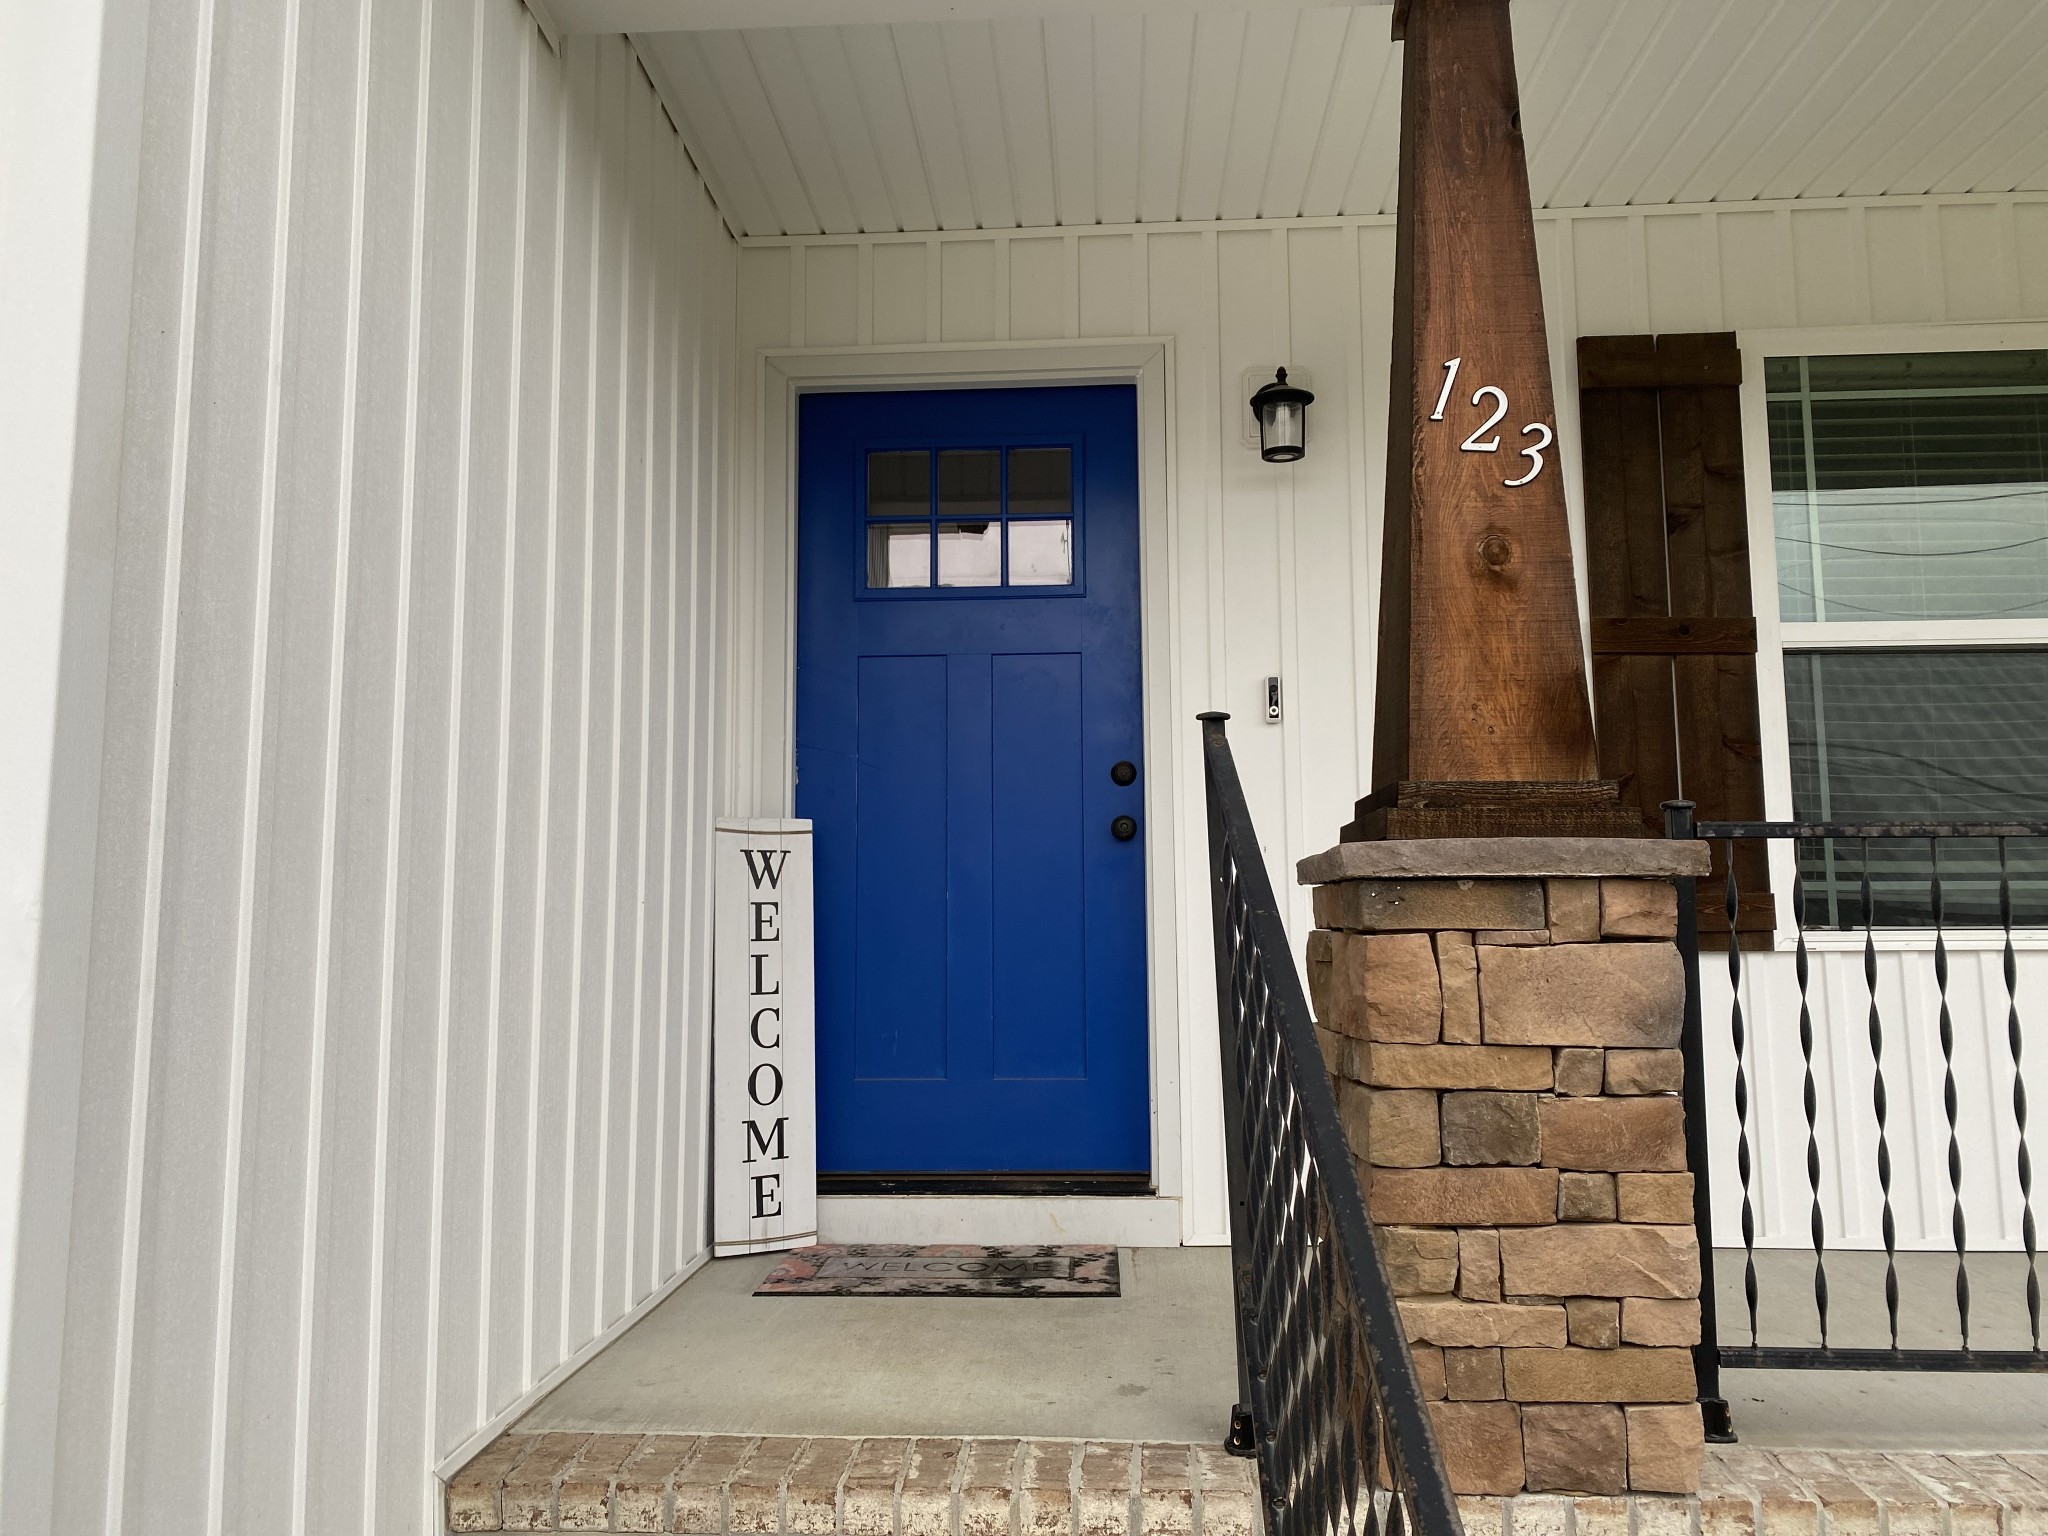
713, 819, 817, 1256
32, 9, 736, 1536
730, 196, 2048, 1253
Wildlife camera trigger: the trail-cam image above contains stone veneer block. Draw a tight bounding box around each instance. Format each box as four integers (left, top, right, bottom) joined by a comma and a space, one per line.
1400, 1298, 1569, 1348
1479, 944, 1684, 1048
1499, 1225, 1701, 1299
1442, 1091, 1541, 1165
1617, 1173, 1695, 1224
1602, 881, 1679, 939
1546, 881, 1602, 944
1523, 1405, 1628, 1495
1445, 1347, 1506, 1400
1315, 878, 1545, 934
1382, 1225, 1462, 1294
1553, 1048, 1606, 1097
1299, 839, 1710, 884
1438, 932, 1483, 1043
1458, 1228, 1503, 1300
1626, 1406, 1706, 1494
1566, 1298, 1622, 1349
1364, 1043, 1555, 1090
1428, 1402, 1527, 1496
1558, 1172, 1618, 1222
1318, 931, 1442, 1042
1477, 929, 1551, 946
1350, 1085, 1441, 1167
1606, 1050, 1684, 1095
1370, 1168, 1561, 1227
1412, 1344, 1449, 1399
1620, 1298, 1701, 1347
1539, 1098, 1687, 1172
1503, 1347, 1697, 1404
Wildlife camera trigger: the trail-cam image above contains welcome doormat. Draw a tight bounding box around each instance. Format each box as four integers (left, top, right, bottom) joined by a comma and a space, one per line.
754, 1243, 1119, 1297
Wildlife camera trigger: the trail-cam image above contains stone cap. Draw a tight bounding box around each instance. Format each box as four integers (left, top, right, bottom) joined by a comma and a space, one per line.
1297, 837, 1711, 885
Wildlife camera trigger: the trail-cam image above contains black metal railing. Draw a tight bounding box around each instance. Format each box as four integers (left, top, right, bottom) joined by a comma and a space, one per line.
1201, 714, 1461, 1536
1669, 801, 2047, 1395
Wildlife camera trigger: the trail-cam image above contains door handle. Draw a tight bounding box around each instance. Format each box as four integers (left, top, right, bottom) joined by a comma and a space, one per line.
1111, 815, 1138, 842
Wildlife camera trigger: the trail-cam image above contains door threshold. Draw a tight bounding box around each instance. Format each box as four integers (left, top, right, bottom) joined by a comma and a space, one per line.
817, 1172, 1154, 1198
816, 1192, 1184, 1246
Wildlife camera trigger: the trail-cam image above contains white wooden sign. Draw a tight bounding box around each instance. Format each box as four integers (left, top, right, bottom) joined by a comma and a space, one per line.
713, 818, 816, 1257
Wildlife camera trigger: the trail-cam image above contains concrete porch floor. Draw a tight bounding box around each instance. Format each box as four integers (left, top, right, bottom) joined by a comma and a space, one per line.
516, 1245, 2048, 1452
517, 1247, 1240, 1444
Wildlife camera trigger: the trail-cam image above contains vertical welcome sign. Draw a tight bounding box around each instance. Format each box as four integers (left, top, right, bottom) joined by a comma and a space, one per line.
713, 818, 817, 1257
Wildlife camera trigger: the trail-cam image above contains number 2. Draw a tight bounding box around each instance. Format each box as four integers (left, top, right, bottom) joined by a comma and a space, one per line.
1505, 422, 1553, 487
1461, 386, 1507, 452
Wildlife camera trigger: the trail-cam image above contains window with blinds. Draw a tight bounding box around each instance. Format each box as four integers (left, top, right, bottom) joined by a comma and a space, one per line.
1766, 350, 2048, 926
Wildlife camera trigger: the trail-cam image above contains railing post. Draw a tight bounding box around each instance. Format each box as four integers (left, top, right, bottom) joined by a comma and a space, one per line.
1664, 799, 1736, 1443
1201, 712, 1262, 1459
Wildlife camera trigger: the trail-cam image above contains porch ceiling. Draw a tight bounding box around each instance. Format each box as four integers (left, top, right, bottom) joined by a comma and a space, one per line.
634, 0, 2048, 240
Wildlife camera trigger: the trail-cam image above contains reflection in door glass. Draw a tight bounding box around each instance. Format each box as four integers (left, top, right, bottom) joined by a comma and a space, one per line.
938, 449, 1001, 519
937, 522, 1002, 586
1007, 520, 1073, 585
868, 450, 930, 518
867, 523, 931, 588
1008, 447, 1071, 515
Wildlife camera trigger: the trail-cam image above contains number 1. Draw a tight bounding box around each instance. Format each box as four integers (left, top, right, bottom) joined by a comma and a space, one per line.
1431, 357, 1462, 422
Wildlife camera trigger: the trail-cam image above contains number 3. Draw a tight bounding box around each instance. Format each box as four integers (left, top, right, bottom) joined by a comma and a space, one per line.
1505, 422, 1553, 487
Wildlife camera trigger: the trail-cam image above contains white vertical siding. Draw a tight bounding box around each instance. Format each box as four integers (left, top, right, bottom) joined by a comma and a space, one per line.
732, 195, 2048, 1247
49, 8, 734, 1535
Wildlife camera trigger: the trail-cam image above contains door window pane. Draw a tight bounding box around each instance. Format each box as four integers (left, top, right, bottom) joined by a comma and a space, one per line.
937, 522, 1001, 587
938, 449, 1000, 520
1008, 447, 1072, 516
868, 450, 930, 518
1785, 649, 2048, 926
867, 523, 931, 588
1007, 520, 1073, 586
1768, 351, 2048, 621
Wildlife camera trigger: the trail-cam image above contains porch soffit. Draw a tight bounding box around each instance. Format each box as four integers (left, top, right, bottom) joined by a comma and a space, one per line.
618, 0, 2048, 240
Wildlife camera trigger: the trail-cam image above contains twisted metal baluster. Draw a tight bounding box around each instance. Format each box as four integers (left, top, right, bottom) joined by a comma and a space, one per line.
1792, 850, 1830, 1349
1724, 842, 1761, 1347
2000, 839, 2041, 1355
1931, 840, 1971, 1351
1862, 840, 1901, 1351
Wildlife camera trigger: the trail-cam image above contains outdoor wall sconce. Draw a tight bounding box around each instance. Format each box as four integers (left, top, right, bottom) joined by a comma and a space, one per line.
1249, 367, 1314, 462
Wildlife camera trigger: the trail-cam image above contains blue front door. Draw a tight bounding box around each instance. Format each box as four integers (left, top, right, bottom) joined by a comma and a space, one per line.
795, 385, 1149, 1176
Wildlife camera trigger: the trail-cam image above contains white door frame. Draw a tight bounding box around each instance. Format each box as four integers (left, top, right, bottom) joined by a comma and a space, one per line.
739, 338, 1210, 1245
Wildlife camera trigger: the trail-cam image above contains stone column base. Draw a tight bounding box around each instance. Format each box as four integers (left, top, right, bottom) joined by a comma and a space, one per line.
1298, 836, 1712, 1498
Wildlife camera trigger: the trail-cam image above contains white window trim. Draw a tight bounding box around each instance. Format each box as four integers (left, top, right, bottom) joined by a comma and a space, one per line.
1736, 321, 2048, 948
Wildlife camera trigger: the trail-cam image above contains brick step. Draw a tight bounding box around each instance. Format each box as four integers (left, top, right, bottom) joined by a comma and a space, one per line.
1463, 1449, 2048, 1536
446, 1433, 1260, 1536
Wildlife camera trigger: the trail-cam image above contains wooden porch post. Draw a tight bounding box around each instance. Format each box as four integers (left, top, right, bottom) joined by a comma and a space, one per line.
1351, 0, 1638, 840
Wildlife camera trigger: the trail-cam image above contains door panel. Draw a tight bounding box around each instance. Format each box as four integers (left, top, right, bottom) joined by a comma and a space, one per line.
796, 384, 1147, 1175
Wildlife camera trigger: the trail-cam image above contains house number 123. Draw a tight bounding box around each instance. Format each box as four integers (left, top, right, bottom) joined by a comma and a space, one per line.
1430, 357, 1553, 488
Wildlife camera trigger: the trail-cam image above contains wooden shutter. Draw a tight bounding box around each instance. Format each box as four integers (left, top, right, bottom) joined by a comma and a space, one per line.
1578, 332, 1775, 945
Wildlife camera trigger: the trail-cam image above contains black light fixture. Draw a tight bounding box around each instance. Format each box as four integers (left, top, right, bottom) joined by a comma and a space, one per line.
1249, 367, 1314, 463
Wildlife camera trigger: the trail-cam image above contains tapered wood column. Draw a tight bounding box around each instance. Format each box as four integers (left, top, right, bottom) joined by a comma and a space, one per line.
1353, 0, 1637, 840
